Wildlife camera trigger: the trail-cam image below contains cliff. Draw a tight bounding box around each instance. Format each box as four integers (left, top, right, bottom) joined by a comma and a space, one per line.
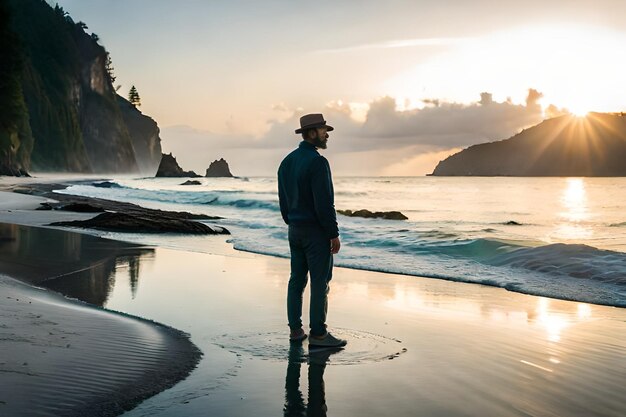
0, 0, 33, 175
431, 113, 626, 176
0, 0, 161, 175
117, 96, 162, 175
205, 158, 233, 177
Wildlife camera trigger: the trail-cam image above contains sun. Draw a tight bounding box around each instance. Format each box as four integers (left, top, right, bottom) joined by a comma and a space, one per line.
571, 109, 589, 117
567, 102, 591, 117
383, 24, 626, 116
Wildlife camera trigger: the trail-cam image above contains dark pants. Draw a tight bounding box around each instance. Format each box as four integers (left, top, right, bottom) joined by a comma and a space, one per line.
287, 225, 333, 336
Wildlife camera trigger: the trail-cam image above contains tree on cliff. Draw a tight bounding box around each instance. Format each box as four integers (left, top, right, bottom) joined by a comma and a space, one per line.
0, 0, 25, 133
128, 85, 141, 107
53, 4, 68, 18
105, 52, 115, 84
0, 0, 32, 174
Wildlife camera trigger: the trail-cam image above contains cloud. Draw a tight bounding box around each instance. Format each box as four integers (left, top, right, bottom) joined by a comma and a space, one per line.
525, 88, 543, 108
358, 89, 544, 148
479, 92, 493, 106
315, 37, 471, 54
545, 104, 571, 118
162, 89, 546, 176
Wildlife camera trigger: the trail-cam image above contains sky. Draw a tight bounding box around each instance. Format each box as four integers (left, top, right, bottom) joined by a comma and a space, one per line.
56, 0, 626, 176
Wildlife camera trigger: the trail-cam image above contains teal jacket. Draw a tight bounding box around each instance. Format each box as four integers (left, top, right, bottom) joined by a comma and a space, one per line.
277, 141, 339, 239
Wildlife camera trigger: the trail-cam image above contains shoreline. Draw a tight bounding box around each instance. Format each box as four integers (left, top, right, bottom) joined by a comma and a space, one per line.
234, 243, 626, 309
5, 178, 625, 309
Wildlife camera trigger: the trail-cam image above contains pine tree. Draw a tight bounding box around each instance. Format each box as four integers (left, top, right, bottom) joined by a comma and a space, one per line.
105, 52, 115, 84
128, 85, 141, 107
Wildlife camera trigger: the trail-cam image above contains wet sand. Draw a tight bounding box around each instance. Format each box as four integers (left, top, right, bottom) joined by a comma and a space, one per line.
1, 185, 625, 416
113, 244, 626, 417
16, 227, 623, 417
0, 274, 200, 417
0, 189, 202, 417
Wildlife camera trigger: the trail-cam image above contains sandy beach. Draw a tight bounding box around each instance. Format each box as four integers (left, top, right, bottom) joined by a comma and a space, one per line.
0, 274, 200, 417
0, 182, 625, 416
0, 186, 202, 416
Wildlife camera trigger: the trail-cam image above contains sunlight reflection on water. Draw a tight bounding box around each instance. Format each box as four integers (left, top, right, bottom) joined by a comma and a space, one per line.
554, 178, 593, 241
561, 178, 588, 222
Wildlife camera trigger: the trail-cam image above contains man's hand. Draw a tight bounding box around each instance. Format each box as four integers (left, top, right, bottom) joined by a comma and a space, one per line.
330, 237, 341, 254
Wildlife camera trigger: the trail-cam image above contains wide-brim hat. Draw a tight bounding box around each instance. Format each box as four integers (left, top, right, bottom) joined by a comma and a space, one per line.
295, 113, 334, 134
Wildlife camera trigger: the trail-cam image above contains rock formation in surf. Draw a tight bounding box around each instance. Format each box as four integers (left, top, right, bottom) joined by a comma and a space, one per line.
338, 209, 408, 220
205, 158, 234, 177
155, 153, 200, 177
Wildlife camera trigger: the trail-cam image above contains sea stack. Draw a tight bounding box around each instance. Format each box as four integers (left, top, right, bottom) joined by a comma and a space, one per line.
155, 153, 200, 177
205, 158, 233, 177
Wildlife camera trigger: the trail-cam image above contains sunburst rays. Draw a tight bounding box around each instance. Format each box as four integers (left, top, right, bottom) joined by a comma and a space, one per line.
527, 113, 619, 175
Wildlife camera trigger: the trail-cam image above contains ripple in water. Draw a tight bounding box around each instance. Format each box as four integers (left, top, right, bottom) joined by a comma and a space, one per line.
214, 328, 407, 365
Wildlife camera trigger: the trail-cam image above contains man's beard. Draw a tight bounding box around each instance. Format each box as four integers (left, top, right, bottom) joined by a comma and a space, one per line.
311, 135, 327, 149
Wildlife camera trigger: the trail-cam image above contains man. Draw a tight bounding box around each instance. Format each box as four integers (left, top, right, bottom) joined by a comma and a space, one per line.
277, 113, 347, 348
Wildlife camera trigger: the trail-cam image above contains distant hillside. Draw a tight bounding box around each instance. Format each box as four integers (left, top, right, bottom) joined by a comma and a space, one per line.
431, 113, 626, 176
0, 0, 162, 175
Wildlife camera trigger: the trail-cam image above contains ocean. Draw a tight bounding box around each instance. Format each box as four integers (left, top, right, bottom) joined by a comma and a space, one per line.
55, 176, 626, 307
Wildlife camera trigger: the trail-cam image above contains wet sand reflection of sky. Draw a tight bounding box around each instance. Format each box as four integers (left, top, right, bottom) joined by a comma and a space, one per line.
337, 278, 596, 345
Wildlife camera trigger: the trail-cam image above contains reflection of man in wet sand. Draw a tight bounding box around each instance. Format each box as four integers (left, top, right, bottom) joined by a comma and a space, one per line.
284, 344, 337, 417
278, 114, 347, 348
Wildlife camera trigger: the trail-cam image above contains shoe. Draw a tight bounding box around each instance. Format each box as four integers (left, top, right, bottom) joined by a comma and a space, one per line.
308, 332, 347, 348
289, 328, 307, 342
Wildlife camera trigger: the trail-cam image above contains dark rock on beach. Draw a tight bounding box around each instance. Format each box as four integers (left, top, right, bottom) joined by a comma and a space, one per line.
51, 212, 228, 234
92, 181, 121, 188
37, 201, 104, 213
14, 183, 226, 235
205, 158, 233, 177
42, 195, 220, 221
180, 180, 201, 185
156, 153, 200, 178
28, 194, 221, 220
58, 202, 105, 213
338, 209, 408, 220
0, 165, 30, 177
